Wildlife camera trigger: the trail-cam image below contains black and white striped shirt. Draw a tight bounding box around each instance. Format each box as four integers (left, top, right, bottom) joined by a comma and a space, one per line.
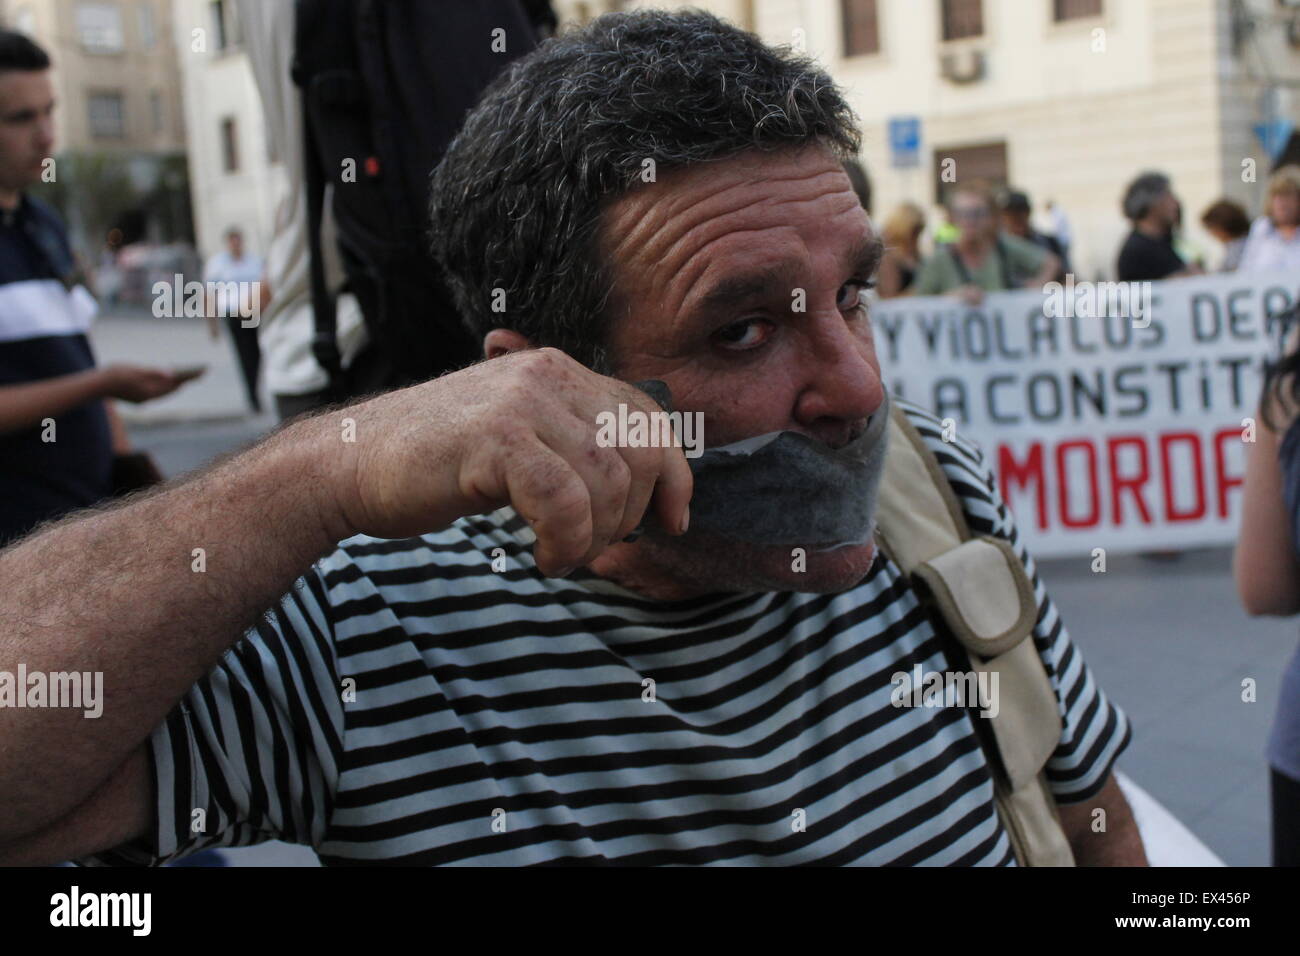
83, 400, 1130, 866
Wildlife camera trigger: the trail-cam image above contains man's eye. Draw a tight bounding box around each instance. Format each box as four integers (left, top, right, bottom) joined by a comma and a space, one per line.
715, 319, 772, 350
838, 280, 874, 311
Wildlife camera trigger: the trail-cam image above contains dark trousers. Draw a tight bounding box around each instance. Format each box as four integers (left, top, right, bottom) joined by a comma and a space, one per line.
225, 315, 262, 413
1273, 767, 1300, 866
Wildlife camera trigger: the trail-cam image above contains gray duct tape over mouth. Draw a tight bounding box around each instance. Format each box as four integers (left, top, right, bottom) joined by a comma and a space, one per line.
633, 381, 891, 551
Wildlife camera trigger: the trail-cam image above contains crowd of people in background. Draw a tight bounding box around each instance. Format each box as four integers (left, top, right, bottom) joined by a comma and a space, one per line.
872, 163, 1300, 300
869, 159, 1300, 866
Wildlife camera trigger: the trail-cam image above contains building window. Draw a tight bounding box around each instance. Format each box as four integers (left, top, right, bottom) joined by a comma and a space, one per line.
933, 141, 1007, 206
138, 2, 156, 48
77, 3, 125, 53
150, 89, 163, 132
221, 116, 239, 172
1054, 0, 1102, 20
88, 91, 126, 138
941, 0, 983, 41
841, 0, 880, 56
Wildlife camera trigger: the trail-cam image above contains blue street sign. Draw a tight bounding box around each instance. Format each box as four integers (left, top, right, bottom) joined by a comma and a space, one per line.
888, 116, 921, 169
1255, 120, 1295, 162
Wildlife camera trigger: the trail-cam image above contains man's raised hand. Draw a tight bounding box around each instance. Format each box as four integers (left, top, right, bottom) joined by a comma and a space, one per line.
323, 348, 693, 575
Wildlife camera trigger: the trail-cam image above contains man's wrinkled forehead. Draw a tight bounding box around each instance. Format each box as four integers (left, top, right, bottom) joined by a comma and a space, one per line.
601, 146, 877, 325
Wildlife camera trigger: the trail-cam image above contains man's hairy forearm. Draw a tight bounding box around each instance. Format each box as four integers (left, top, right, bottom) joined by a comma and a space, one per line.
0, 413, 345, 842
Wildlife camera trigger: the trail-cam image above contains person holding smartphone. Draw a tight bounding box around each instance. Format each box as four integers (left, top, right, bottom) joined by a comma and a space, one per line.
0, 31, 193, 546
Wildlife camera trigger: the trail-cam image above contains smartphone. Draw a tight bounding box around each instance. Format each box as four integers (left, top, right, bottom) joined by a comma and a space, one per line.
172, 364, 208, 383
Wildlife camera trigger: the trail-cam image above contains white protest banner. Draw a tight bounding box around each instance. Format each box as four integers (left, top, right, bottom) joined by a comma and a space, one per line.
870, 272, 1300, 558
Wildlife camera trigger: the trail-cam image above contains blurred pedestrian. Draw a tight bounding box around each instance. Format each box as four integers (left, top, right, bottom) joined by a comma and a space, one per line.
1238, 166, 1300, 275
0, 30, 187, 546
1117, 171, 1204, 281
1200, 199, 1252, 272
875, 201, 925, 298
999, 187, 1070, 281
912, 183, 1061, 305
203, 226, 266, 414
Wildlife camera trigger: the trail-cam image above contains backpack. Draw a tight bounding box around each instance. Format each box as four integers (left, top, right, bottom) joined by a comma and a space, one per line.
873, 400, 1076, 867
291, 0, 552, 397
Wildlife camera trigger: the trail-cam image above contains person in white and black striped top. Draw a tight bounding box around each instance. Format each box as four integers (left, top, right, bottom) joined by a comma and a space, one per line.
0, 10, 1145, 867
80, 399, 1130, 866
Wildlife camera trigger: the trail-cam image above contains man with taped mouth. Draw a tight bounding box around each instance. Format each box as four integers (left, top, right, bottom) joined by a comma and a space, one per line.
0, 11, 1143, 866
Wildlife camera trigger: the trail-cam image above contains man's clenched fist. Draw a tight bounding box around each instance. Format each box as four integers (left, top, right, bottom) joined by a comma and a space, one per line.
319, 348, 693, 576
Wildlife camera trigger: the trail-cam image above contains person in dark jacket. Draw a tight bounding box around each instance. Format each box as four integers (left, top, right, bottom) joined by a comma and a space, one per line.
0, 31, 186, 546
1116, 171, 1204, 281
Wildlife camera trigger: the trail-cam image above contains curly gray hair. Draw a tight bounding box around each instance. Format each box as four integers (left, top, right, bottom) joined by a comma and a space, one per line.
428, 8, 862, 373
1122, 171, 1172, 223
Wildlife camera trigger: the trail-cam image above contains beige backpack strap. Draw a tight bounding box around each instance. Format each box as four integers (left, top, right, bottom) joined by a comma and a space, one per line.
873, 402, 971, 569
911, 537, 1037, 658
874, 400, 1074, 866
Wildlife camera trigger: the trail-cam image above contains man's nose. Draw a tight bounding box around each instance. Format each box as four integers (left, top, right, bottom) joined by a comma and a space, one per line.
792, 310, 884, 434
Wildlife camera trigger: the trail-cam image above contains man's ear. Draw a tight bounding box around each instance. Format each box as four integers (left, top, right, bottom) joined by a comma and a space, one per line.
483, 329, 535, 360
